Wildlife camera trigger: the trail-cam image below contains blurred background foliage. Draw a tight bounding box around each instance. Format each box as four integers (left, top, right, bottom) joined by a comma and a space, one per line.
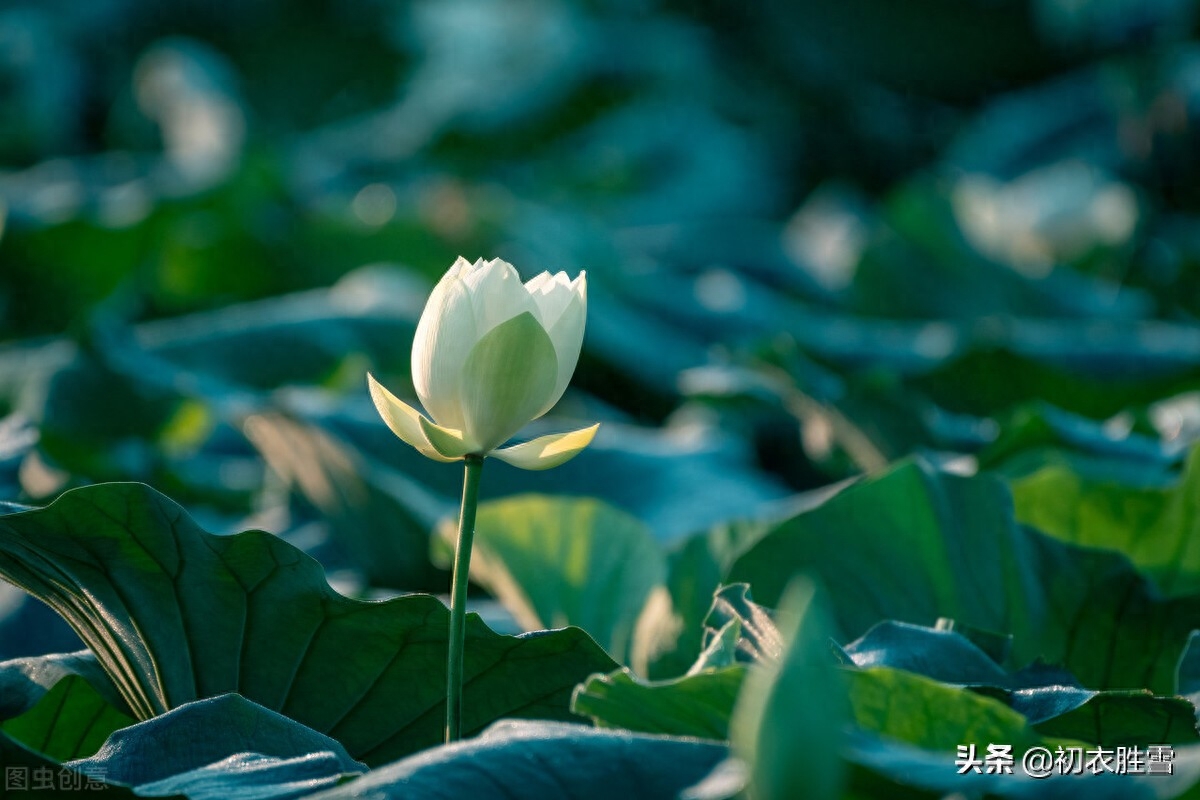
3, 0, 1200, 660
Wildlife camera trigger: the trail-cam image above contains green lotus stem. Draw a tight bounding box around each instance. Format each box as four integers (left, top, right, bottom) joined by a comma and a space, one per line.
445, 453, 484, 743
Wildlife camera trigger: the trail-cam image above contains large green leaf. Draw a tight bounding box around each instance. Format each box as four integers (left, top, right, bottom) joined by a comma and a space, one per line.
1, 693, 361, 800
438, 494, 665, 666
1030, 691, 1200, 747
1010, 447, 1200, 597
571, 666, 745, 740
69, 694, 363, 784
838, 666, 1190, 799
114, 753, 355, 800
840, 620, 1200, 748
630, 580, 1200, 758
0, 651, 134, 761
1, 676, 133, 761
307, 720, 728, 800
848, 667, 1043, 753
0, 482, 617, 765
728, 459, 1200, 693
0, 650, 125, 720
840, 620, 1013, 686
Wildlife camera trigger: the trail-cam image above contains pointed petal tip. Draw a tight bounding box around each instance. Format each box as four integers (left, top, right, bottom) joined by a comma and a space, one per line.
524, 271, 552, 293
367, 373, 458, 463
491, 423, 599, 471
366, 371, 394, 408
434, 257, 473, 289
466, 256, 520, 294
483, 257, 518, 276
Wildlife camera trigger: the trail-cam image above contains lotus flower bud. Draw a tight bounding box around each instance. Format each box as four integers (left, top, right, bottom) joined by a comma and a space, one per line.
368, 257, 598, 470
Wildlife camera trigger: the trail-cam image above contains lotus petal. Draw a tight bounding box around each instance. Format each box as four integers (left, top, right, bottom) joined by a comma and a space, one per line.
491, 424, 600, 470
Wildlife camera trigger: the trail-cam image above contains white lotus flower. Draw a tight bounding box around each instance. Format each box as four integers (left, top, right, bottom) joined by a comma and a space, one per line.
368, 257, 598, 470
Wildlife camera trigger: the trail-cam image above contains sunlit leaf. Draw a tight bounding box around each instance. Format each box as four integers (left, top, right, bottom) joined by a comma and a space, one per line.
0, 482, 617, 765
